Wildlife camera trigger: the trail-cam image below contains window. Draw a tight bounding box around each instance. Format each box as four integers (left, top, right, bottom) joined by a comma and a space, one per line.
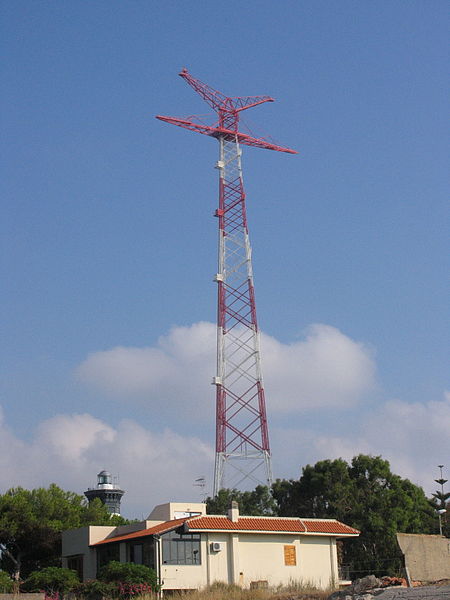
162, 531, 201, 565
67, 555, 83, 580
126, 539, 155, 569
131, 544, 143, 564
97, 543, 120, 571
284, 545, 296, 566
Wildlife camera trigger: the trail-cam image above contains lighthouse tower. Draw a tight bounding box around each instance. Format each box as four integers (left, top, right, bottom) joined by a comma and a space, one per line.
84, 470, 124, 516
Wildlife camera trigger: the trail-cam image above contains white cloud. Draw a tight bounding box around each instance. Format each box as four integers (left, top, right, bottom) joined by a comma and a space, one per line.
4, 322, 444, 517
36, 413, 116, 460
0, 391, 448, 517
0, 408, 213, 518
261, 323, 375, 411
274, 391, 450, 496
76, 321, 376, 414
76, 322, 215, 417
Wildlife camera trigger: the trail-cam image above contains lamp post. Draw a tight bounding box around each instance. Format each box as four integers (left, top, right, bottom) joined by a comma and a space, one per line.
437, 508, 446, 536
434, 465, 448, 536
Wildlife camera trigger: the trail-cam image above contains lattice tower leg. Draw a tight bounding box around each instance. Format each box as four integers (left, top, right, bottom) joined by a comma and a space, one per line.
213, 135, 272, 496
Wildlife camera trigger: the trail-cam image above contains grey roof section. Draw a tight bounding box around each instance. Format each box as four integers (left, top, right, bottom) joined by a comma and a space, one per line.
397, 533, 450, 583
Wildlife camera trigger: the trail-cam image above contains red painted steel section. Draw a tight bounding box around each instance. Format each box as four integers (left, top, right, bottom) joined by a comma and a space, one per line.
156, 115, 297, 154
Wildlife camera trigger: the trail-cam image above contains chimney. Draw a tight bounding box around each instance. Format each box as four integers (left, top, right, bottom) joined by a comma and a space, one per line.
228, 500, 239, 523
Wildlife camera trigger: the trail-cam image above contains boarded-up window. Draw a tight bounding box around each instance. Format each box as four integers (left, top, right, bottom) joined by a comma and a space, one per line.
284, 544, 296, 566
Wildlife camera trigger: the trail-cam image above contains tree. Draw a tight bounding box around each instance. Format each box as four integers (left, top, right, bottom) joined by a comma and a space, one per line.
0, 484, 127, 580
272, 455, 435, 578
98, 561, 160, 594
22, 566, 79, 597
430, 466, 450, 537
206, 485, 277, 516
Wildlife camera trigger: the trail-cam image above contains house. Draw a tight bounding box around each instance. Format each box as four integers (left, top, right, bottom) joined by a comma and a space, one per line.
62, 501, 359, 593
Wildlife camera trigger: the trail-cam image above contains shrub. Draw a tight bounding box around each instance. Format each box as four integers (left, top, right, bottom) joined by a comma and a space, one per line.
74, 579, 116, 600
0, 570, 14, 593
22, 566, 79, 597
97, 561, 160, 593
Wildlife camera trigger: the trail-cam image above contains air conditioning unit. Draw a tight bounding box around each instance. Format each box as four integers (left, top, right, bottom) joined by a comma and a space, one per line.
210, 542, 223, 552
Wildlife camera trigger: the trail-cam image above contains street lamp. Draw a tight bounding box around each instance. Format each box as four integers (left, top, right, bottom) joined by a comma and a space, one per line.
437, 508, 446, 536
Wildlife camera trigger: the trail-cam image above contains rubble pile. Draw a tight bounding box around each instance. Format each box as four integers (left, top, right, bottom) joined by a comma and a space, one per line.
328, 574, 407, 600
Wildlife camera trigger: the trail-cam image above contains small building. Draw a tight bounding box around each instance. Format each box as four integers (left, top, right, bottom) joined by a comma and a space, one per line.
62, 501, 359, 593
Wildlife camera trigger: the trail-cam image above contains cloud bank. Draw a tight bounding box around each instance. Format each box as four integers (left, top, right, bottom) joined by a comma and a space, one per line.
76, 321, 376, 414
1, 322, 447, 517
273, 391, 450, 496
0, 408, 213, 518
0, 390, 449, 517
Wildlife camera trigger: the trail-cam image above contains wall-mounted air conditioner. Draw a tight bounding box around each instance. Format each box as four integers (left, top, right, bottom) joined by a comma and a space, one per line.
210, 542, 223, 552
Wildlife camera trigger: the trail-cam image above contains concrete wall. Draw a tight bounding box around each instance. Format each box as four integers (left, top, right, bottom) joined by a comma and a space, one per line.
62, 526, 118, 581
0, 592, 45, 600
397, 533, 450, 582
148, 502, 207, 521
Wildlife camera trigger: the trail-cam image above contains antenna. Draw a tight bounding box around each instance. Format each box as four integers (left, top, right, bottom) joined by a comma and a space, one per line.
157, 69, 296, 495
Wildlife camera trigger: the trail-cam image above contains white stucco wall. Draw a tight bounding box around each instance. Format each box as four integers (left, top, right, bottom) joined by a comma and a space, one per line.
298, 536, 337, 589
237, 533, 301, 588
206, 533, 232, 586
161, 564, 206, 590
160, 532, 338, 591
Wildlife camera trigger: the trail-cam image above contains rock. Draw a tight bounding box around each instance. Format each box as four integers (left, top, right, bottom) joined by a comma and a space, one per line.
353, 575, 382, 593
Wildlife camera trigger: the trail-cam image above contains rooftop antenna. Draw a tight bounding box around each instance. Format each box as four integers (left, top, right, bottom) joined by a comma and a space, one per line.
194, 476, 207, 501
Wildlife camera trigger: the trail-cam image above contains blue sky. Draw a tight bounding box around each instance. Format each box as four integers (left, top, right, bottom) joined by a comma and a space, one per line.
1, 1, 448, 518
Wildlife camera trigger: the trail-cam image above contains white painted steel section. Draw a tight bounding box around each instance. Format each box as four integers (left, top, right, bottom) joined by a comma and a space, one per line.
213, 134, 272, 494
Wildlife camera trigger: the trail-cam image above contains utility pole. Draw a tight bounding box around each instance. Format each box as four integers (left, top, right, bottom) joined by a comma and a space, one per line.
157, 69, 296, 495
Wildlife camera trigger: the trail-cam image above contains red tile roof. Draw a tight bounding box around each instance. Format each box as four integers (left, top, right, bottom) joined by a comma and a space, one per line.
186, 516, 359, 536
91, 514, 358, 546
186, 516, 307, 532
302, 520, 360, 535
92, 517, 188, 546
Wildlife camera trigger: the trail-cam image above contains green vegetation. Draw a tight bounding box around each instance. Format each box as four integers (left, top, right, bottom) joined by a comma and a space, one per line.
0, 455, 446, 588
0, 569, 14, 592
431, 469, 450, 537
22, 566, 79, 596
0, 484, 128, 580
208, 454, 441, 578
74, 579, 117, 600
98, 560, 160, 592
206, 484, 277, 516
272, 454, 436, 577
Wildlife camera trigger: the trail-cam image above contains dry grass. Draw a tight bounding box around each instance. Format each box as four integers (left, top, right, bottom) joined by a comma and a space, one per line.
163, 581, 330, 600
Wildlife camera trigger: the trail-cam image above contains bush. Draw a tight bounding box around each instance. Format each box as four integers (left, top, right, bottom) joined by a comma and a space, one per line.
0, 570, 14, 593
22, 566, 79, 596
74, 579, 116, 600
97, 561, 160, 593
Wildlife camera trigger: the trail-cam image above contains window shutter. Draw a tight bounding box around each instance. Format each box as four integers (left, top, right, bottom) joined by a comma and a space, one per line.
284, 544, 296, 566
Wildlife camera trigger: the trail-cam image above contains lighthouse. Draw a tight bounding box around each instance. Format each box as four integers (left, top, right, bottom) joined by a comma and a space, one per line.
84, 470, 124, 516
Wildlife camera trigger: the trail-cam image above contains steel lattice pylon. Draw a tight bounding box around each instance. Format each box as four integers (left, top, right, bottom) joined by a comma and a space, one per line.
157, 69, 296, 496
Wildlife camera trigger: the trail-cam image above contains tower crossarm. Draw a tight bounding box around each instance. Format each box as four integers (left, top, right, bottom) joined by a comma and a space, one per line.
156, 115, 297, 154
179, 68, 274, 115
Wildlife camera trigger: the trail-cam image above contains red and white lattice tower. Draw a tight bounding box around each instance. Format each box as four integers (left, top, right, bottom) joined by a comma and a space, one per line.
157, 69, 296, 495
